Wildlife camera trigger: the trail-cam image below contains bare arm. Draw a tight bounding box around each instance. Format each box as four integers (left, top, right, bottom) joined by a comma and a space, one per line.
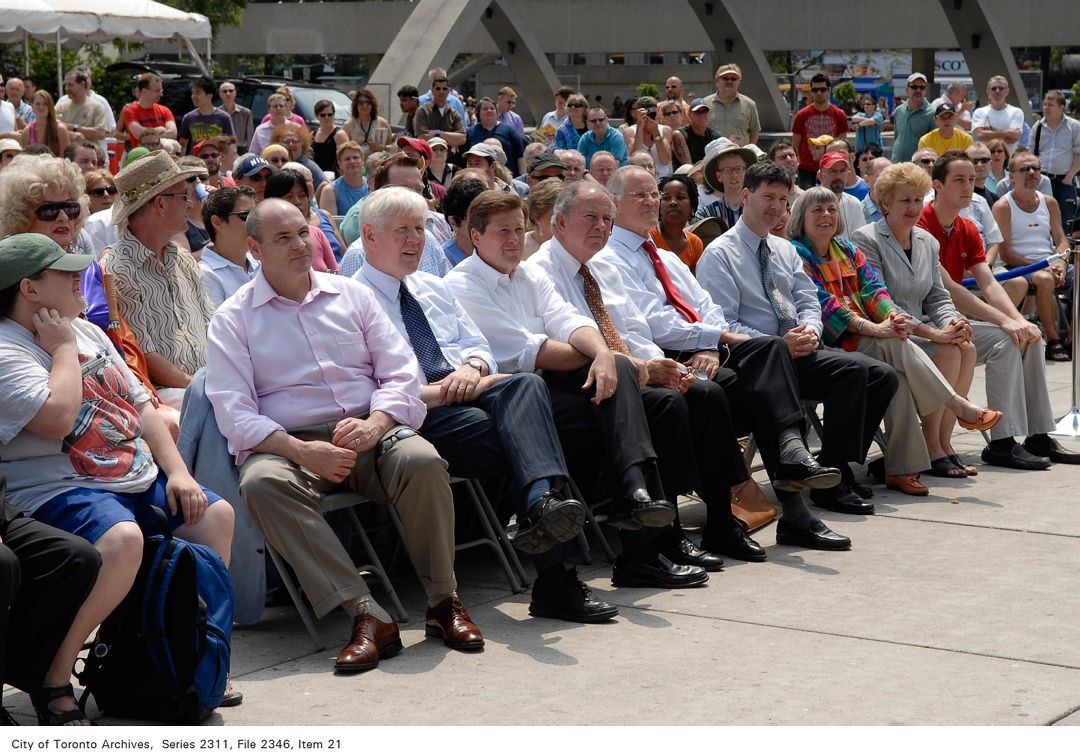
144, 351, 192, 390
24, 309, 82, 439
318, 185, 339, 215
138, 398, 209, 524
534, 338, 590, 371
992, 198, 1028, 267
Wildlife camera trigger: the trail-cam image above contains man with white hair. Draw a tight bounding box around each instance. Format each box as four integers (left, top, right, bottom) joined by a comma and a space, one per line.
558, 149, 586, 183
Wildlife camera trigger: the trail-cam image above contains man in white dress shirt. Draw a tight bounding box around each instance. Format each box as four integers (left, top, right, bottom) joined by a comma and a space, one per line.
446, 191, 709, 589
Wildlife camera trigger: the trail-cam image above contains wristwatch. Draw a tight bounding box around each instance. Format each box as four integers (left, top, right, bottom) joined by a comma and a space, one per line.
465, 358, 485, 373
435, 129, 442, 137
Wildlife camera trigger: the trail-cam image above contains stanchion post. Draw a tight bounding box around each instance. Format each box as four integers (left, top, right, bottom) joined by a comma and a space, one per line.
1052, 241, 1080, 436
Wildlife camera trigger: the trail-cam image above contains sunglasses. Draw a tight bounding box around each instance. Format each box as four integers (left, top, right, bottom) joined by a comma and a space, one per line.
219, 88, 235, 94
917, 158, 935, 165
567, 103, 584, 108
908, 84, 926, 91
810, 87, 829, 93
663, 110, 680, 116
971, 157, 991, 165
1014, 165, 1041, 173
35, 201, 81, 221
227, 210, 251, 222
719, 76, 740, 82
989, 86, 1007, 92
355, 99, 371, 105
588, 117, 607, 124
88, 186, 118, 198
318, 112, 334, 118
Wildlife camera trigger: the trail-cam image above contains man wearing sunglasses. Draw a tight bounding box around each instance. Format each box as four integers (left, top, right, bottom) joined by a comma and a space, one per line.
414, 72, 467, 148
194, 138, 235, 190
973, 76, 1025, 155
217, 81, 252, 153
703, 63, 760, 146
891, 73, 935, 164
791, 74, 849, 189
234, 154, 276, 202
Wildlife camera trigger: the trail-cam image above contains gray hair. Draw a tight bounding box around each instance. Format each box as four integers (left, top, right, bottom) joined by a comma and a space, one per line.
786, 186, 844, 240
607, 165, 653, 200
553, 180, 614, 219
359, 185, 428, 230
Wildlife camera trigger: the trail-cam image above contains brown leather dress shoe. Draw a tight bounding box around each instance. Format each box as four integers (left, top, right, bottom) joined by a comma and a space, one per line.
425, 595, 485, 651
334, 612, 403, 674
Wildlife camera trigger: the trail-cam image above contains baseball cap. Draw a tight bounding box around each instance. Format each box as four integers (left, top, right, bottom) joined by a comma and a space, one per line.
463, 143, 500, 162
819, 152, 849, 170
396, 136, 433, 161
0, 234, 92, 290
234, 154, 276, 179
529, 153, 565, 175
808, 134, 835, 147
689, 98, 710, 112
934, 102, 956, 117
906, 72, 928, 85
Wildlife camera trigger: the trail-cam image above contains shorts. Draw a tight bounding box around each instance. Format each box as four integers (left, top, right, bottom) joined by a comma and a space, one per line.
1018, 261, 1073, 293
32, 471, 223, 544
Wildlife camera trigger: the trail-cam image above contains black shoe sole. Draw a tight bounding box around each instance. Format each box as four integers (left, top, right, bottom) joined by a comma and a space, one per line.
511, 501, 587, 555
772, 470, 841, 492
528, 602, 619, 623
811, 500, 875, 515
775, 533, 851, 551
630, 503, 676, 528
663, 553, 725, 572
702, 542, 767, 563
611, 570, 710, 589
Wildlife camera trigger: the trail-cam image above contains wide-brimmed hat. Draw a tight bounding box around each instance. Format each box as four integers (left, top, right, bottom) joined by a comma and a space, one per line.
0, 138, 23, 155
0, 233, 92, 290
111, 150, 205, 226
702, 137, 757, 192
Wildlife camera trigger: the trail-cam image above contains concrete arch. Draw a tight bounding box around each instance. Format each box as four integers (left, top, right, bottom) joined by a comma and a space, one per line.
370, 0, 562, 126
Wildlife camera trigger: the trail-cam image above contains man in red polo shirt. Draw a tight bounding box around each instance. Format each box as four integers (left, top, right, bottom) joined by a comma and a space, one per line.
919, 149, 1080, 469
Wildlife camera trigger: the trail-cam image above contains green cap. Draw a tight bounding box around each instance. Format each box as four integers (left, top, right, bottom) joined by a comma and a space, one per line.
0, 233, 92, 290
122, 146, 150, 169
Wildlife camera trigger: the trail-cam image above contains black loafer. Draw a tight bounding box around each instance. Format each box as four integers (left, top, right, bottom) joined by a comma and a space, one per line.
529, 566, 619, 623
773, 457, 841, 492
511, 492, 587, 555
810, 483, 875, 515
701, 526, 767, 562
657, 536, 725, 572
625, 489, 676, 528
1023, 435, 1080, 465
775, 518, 851, 551
981, 443, 1051, 471
611, 553, 709, 588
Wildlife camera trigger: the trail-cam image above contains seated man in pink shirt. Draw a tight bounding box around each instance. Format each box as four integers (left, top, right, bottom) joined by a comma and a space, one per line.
206, 199, 482, 675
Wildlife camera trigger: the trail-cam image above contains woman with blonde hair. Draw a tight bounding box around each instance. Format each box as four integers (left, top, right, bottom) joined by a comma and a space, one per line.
790, 186, 1001, 494
523, 177, 562, 258
852, 162, 999, 479
20, 91, 70, 157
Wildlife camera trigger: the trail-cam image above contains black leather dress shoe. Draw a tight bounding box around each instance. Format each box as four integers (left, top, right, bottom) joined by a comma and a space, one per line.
810, 483, 875, 515
625, 488, 676, 528
775, 518, 851, 551
529, 567, 618, 623
1024, 435, 1080, 465
701, 526, 767, 562
839, 463, 874, 499
981, 442, 1051, 470
611, 553, 708, 588
511, 492, 587, 555
773, 457, 841, 492
657, 536, 725, 572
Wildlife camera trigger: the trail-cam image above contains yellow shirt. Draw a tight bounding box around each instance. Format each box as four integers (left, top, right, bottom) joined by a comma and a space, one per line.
918, 128, 973, 155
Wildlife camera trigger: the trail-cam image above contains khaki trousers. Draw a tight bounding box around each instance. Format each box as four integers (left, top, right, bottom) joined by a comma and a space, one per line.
855, 337, 955, 475
239, 423, 454, 619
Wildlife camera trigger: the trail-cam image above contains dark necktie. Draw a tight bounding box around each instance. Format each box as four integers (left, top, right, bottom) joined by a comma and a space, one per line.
579, 264, 630, 356
757, 237, 798, 334
642, 239, 702, 323
399, 281, 454, 382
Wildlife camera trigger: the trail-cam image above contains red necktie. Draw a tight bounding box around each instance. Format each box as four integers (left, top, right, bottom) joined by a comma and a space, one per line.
642, 239, 702, 323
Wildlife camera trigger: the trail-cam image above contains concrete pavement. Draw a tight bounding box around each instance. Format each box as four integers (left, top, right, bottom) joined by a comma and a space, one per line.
6, 360, 1080, 727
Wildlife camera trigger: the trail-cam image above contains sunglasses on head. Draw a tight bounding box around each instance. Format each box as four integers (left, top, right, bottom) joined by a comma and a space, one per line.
88, 186, 118, 197
35, 201, 81, 221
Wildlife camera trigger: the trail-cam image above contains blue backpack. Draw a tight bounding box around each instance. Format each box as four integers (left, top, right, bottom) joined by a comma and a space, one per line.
77, 513, 234, 723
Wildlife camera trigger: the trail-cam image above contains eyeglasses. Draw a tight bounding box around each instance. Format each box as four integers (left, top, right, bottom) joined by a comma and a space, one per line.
917, 158, 935, 165
810, 87, 829, 93
159, 191, 191, 202
226, 210, 250, 222
87, 186, 118, 198
989, 86, 1007, 92
567, 103, 584, 108
588, 117, 607, 124
908, 84, 926, 91
200, 152, 220, 160
719, 75, 740, 82
1014, 164, 1041, 173
34, 201, 81, 221
971, 157, 991, 165
627, 190, 661, 201
717, 166, 747, 176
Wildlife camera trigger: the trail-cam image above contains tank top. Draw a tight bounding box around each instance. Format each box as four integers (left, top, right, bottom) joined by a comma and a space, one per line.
1005, 191, 1053, 262
311, 127, 341, 172
332, 176, 368, 215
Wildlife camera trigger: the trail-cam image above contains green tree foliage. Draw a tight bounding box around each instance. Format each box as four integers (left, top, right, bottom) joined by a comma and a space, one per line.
833, 81, 857, 105
636, 82, 660, 99
159, 0, 249, 33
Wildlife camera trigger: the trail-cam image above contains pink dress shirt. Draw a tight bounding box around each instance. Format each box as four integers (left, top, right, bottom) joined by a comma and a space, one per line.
206, 270, 426, 464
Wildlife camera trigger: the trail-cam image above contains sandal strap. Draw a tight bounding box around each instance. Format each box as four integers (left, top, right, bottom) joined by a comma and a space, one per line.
31, 683, 87, 726
31, 683, 75, 705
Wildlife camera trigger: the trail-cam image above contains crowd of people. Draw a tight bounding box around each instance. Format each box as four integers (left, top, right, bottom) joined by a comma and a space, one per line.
0, 59, 1079, 726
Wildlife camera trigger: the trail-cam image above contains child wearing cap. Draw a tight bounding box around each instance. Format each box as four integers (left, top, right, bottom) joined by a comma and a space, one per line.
918, 102, 974, 156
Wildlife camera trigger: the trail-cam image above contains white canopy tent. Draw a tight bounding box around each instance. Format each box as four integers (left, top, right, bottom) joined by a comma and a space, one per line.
0, 0, 213, 89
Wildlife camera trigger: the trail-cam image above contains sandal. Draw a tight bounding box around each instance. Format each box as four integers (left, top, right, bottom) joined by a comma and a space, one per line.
926, 456, 968, 478
1046, 340, 1070, 362
220, 678, 244, 708
958, 408, 1003, 432
30, 683, 90, 726
948, 453, 978, 476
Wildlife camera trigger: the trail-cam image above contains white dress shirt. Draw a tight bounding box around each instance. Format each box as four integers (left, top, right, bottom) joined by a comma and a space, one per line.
601, 225, 727, 354
445, 252, 596, 374
696, 218, 823, 338
525, 237, 664, 361
354, 263, 498, 382
198, 246, 260, 308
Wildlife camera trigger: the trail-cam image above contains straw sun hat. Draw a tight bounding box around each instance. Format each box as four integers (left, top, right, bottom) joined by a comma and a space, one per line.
111, 150, 205, 225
